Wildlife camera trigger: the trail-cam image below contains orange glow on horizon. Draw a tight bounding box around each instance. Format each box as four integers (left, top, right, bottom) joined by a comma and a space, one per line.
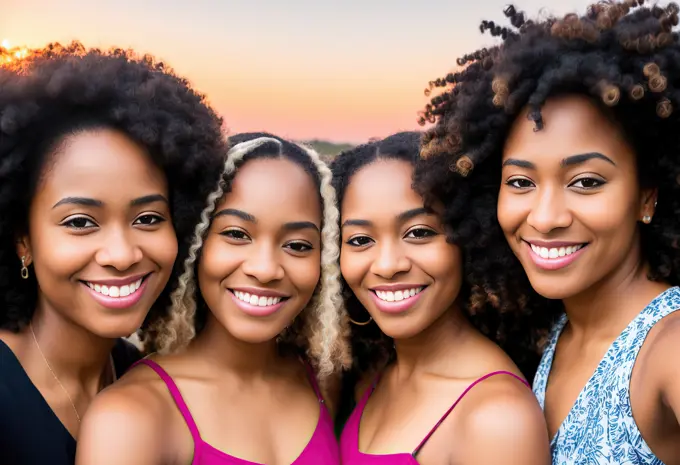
0, 40, 32, 67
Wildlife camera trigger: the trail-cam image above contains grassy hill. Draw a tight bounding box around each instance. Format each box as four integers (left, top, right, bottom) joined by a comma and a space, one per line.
300, 139, 355, 160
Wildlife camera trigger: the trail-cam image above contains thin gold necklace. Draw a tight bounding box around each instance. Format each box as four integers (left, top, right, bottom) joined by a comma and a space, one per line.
29, 323, 117, 423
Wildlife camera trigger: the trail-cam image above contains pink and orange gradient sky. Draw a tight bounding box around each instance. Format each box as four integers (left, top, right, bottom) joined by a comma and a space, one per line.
3, 0, 592, 143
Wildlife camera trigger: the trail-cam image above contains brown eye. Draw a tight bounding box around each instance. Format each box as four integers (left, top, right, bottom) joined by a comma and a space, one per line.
63, 216, 96, 229
134, 214, 164, 225
221, 229, 250, 240
507, 178, 534, 189
285, 241, 313, 253
347, 235, 373, 247
570, 177, 605, 189
405, 228, 436, 239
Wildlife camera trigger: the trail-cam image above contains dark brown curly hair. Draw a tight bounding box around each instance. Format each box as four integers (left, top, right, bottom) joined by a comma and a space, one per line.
0, 42, 227, 334
415, 0, 680, 376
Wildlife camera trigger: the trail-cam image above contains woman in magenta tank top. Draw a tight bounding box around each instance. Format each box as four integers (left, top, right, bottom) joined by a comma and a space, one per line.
76, 134, 350, 465
330, 133, 550, 465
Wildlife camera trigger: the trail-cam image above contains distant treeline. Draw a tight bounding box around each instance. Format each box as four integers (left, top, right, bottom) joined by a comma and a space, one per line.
301, 140, 355, 160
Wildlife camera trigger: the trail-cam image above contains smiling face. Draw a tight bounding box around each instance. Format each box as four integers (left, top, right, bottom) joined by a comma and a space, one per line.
197, 157, 322, 343
20, 128, 177, 337
340, 159, 463, 340
498, 95, 657, 300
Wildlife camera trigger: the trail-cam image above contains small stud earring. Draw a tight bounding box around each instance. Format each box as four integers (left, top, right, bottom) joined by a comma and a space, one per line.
642, 215, 652, 224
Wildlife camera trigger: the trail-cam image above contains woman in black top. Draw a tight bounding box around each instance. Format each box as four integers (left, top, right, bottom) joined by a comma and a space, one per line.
0, 43, 227, 465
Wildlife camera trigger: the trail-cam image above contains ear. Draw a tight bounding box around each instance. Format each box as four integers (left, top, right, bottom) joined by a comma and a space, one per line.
639, 187, 658, 224
15, 236, 32, 266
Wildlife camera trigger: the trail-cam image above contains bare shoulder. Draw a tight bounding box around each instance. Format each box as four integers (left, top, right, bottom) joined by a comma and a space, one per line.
455, 374, 551, 465
641, 311, 680, 411
75, 362, 177, 465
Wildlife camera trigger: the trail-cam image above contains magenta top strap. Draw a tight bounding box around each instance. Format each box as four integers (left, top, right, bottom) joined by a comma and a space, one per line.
301, 360, 324, 403
412, 370, 529, 456
132, 359, 202, 442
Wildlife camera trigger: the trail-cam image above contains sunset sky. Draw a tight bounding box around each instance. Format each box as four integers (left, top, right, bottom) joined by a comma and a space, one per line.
3, 0, 593, 143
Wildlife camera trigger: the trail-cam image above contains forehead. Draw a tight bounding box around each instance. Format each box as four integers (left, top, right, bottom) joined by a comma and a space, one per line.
342, 159, 421, 215
41, 128, 167, 198
220, 157, 321, 220
503, 95, 633, 163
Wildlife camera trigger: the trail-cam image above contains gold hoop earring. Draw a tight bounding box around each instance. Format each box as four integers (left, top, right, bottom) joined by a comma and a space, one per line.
348, 315, 373, 326
20, 256, 29, 280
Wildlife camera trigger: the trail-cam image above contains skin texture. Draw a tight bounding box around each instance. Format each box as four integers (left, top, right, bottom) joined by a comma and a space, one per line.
198, 158, 321, 344
341, 159, 550, 465
0, 128, 175, 437
340, 159, 463, 340
77, 158, 327, 465
499, 95, 680, 463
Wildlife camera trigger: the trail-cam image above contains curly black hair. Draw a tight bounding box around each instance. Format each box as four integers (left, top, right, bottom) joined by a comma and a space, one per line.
415, 0, 680, 372
332, 131, 548, 381
0, 41, 228, 334
330, 131, 421, 376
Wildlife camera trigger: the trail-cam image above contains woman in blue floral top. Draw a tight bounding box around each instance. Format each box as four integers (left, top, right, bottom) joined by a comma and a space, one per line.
415, 1, 680, 464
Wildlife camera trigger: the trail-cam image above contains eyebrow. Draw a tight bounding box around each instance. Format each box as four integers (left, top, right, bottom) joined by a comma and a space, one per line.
213, 208, 257, 223
283, 221, 320, 232
342, 207, 433, 228
130, 194, 169, 207
52, 194, 168, 209
213, 209, 319, 232
502, 152, 616, 169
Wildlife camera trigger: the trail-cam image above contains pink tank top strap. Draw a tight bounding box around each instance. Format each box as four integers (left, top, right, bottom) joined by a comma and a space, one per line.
301, 359, 329, 404
301, 360, 324, 403
411, 370, 529, 456
132, 359, 202, 442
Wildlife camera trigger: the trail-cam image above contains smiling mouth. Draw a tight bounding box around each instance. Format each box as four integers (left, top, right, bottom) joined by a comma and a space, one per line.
81, 274, 150, 298
371, 286, 426, 302
527, 242, 588, 259
229, 290, 290, 308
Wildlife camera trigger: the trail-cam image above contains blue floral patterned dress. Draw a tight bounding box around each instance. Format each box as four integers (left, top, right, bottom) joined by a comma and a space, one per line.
533, 286, 680, 465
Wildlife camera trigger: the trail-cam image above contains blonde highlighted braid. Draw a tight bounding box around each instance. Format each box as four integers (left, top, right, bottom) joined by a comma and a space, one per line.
146, 136, 350, 381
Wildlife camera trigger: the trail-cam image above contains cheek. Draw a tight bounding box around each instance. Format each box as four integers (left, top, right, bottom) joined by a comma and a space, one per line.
572, 186, 639, 234
340, 247, 368, 290
29, 224, 92, 280
287, 253, 321, 298
496, 189, 526, 234
198, 237, 239, 285
143, 225, 178, 270
419, 241, 463, 286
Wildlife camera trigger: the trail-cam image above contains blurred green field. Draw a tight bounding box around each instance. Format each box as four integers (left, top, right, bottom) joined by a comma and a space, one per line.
301, 139, 355, 161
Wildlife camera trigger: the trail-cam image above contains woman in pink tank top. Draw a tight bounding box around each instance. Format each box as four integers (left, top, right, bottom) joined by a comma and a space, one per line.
330, 133, 550, 465
76, 134, 350, 465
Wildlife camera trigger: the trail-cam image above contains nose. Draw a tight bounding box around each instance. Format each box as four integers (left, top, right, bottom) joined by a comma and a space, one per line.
369, 239, 411, 279
94, 227, 143, 271
526, 185, 573, 234
241, 243, 285, 284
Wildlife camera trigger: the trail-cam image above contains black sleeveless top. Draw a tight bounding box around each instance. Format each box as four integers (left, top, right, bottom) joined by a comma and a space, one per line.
0, 338, 140, 465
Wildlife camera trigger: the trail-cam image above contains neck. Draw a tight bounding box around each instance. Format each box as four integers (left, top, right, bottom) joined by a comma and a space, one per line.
392, 304, 473, 379
29, 297, 116, 391
562, 245, 671, 340
189, 313, 280, 379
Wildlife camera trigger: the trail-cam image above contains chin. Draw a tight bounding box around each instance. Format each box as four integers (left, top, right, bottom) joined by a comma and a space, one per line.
525, 275, 585, 301
86, 319, 143, 340
228, 325, 286, 344
374, 317, 425, 341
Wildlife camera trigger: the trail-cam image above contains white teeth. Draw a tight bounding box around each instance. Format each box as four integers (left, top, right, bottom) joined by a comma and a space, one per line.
233, 291, 283, 307
375, 287, 424, 303
86, 278, 143, 298
530, 244, 584, 260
